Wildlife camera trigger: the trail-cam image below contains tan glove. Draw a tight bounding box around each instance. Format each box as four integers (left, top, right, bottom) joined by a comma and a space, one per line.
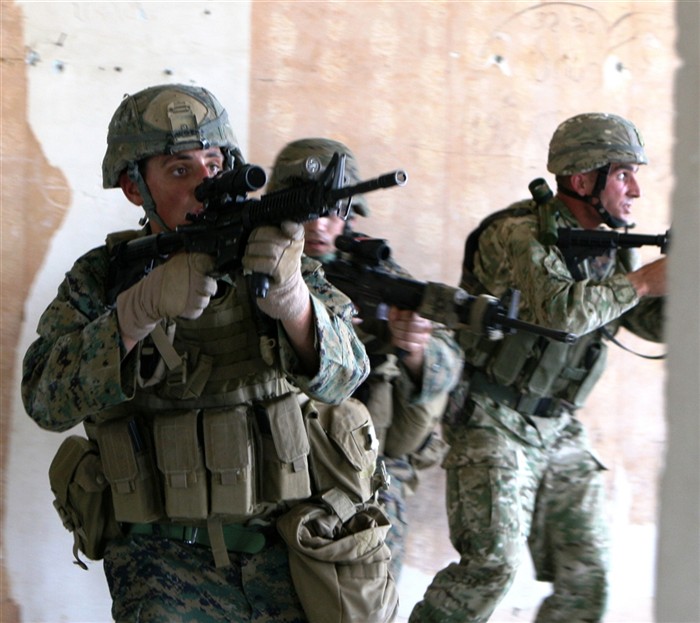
116, 252, 217, 343
242, 220, 309, 320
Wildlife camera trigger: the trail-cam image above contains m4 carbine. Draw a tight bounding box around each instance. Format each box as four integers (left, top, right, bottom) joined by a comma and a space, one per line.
107, 153, 407, 304
324, 235, 578, 344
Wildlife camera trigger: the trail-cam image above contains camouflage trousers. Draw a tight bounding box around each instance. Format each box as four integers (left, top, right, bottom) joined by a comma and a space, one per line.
377, 455, 414, 582
410, 397, 609, 623
103, 531, 307, 623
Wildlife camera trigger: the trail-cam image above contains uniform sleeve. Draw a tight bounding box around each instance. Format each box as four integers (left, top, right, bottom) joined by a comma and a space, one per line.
277, 256, 369, 403
621, 296, 665, 342
474, 215, 642, 336
21, 247, 136, 432
379, 326, 462, 457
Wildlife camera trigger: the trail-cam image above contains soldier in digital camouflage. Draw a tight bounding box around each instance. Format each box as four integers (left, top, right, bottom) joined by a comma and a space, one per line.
410, 113, 666, 623
21, 84, 372, 622
267, 138, 464, 582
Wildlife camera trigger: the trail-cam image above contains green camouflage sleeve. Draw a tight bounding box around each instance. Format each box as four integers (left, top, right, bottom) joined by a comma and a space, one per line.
621, 296, 665, 342
21, 247, 135, 432
474, 210, 642, 336
278, 256, 370, 403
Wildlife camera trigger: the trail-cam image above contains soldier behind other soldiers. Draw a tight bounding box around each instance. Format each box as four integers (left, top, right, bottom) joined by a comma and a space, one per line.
21, 85, 371, 622
267, 138, 464, 582
410, 113, 666, 623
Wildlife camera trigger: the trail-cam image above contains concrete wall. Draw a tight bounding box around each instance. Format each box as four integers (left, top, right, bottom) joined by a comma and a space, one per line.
1, 2, 695, 622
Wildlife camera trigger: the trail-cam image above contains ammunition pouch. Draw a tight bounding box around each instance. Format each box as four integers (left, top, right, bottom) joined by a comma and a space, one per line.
97, 392, 312, 526
456, 328, 608, 420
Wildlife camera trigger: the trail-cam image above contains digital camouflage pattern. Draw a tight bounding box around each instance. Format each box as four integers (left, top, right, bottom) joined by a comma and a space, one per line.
22, 242, 368, 431
102, 84, 243, 189
410, 197, 664, 623
104, 533, 306, 623
21, 234, 370, 622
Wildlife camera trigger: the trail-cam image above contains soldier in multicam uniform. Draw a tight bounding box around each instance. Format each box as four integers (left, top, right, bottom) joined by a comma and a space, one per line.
410, 113, 666, 623
21, 85, 371, 623
267, 138, 464, 581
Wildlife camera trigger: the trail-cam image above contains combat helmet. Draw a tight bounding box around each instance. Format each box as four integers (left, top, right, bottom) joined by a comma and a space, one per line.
547, 113, 646, 228
102, 84, 243, 229
267, 138, 369, 217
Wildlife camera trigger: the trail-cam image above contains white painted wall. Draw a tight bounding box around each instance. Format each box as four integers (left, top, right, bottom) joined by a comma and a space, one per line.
7, 3, 251, 621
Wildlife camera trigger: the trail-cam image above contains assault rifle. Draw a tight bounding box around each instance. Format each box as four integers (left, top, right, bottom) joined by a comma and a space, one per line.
107, 153, 407, 303
529, 177, 670, 260
324, 235, 578, 343
555, 227, 670, 264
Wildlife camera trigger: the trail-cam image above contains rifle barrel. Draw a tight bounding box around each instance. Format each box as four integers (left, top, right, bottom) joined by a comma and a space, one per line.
329, 170, 408, 201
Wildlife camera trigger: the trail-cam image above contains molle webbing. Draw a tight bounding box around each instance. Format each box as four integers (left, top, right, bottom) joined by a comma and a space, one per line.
133, 276, 287, 410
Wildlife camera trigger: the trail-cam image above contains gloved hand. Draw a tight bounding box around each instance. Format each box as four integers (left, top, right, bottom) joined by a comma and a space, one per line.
116, 252, 217, 343
242, 220, 309, 320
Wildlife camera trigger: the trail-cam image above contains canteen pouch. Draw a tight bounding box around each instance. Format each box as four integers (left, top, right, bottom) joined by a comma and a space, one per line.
96, 417, 163, 523
277, 493, 398, 623
203, 406, 257, 516
153, 411, 208, 520
255, 393, 312, 503
305, 398, 378, 504
49, 435, 122, 568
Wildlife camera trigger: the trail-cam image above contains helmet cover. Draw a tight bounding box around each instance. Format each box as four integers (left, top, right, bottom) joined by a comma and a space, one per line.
102, 84, 242, 188
267, 138, 369, 216
547, 112, 647, 176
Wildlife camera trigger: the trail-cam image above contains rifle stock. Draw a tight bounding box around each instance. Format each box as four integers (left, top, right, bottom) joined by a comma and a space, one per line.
107, 153, 407, 303
325, 235, 578, 343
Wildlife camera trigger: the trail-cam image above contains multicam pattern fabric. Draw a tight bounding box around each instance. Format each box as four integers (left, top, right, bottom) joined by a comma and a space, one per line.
546, 112, 647, 176
410, 197, 664, 623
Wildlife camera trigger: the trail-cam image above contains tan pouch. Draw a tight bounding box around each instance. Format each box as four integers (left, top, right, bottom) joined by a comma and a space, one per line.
256, 393, 311, 503
96, 417, 163, 523
49, 435, 122, 568
305, 398, 378, 504
277, 492, 398, 623
153, 411, 207, 520
203, 406, 257, 516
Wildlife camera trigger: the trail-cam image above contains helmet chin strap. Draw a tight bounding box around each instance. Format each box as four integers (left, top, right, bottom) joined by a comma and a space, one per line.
560, 164, 630, 230
127, 162, 171, 232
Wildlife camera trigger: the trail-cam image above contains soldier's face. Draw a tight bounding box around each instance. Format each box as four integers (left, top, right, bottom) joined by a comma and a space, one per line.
600, 163, 641, 225
135, 148, 225, 232
303, 215, 346, 258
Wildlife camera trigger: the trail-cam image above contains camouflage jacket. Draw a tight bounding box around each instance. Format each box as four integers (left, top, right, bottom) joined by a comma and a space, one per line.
467, 197, 665, 340
22, 237, 369, 432
448, 196, 665, 435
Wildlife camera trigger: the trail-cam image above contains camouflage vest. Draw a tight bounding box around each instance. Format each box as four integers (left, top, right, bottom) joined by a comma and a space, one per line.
97, 231, 311, 526
452, 197, 632, 418
96, 275, 315, 527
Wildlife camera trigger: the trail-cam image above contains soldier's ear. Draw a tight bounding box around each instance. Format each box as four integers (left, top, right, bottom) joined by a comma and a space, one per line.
570, 172, 591, 197
119, 171, 143, 206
